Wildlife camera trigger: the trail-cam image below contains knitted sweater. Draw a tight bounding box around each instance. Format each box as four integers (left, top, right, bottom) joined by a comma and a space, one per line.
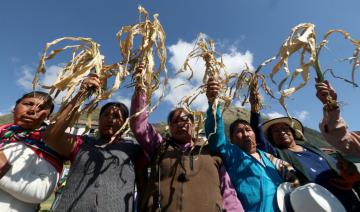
52, 136, 141, 212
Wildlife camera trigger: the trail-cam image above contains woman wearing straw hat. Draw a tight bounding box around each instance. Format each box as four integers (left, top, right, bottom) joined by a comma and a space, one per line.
250, 88, 360, 211
205, 78, 298, 212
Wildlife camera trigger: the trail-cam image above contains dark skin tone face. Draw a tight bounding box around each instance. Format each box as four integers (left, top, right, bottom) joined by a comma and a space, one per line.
230, 123, 257, 154
169, 110, 194, 144
98, 106, 125, 141
1, 96, 50, 172
13, 97, 51, 129
270, 123, 296, 149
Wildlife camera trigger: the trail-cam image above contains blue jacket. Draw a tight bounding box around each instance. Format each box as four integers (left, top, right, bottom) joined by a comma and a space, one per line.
205, 105, 283, 212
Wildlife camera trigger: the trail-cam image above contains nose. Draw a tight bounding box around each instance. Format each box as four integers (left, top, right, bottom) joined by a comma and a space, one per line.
26, 105, 37, 115
243, 131, 250, 137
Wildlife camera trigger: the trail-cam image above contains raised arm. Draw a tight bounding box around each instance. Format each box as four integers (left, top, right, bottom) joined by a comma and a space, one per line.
319, 108, 360, 156
129, 64, 162, 158
249, 87, 277, 155
44, 74, 100, 158
316, 81, 360, 157
205, 78, 233, 160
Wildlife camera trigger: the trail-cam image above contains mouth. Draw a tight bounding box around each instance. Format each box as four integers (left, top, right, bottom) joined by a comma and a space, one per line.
243, 139, 254, 146
21, 116, 35, 123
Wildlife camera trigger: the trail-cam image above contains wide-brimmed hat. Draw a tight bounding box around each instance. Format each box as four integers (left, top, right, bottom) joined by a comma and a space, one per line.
277, 182, 346, 212
262, 117, 304, 141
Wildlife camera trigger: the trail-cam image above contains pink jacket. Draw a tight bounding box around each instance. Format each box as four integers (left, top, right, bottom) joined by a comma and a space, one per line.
319, 108, 360, 157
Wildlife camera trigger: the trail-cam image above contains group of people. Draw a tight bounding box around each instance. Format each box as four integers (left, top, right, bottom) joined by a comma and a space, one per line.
0, 64, 359, 211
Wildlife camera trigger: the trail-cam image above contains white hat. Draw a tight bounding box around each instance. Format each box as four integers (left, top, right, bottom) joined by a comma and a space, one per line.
277, 182, 346, 212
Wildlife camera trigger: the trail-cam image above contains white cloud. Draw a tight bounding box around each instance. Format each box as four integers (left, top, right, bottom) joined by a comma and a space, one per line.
16, 64, 68, 104
266, 111, 284, 119
266, 110, 309, 122
165, 36, 254, 111
295, 110, 309, 122
113, 94, 131, 109
17, 65, 62, 91
16, 65, 34, 91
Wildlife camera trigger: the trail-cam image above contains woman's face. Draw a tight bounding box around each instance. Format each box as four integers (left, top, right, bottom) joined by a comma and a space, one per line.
169, 110, 194, 144
13, 97, 51, 129
270, 123, 295, 149
98, 106, 125, 140
230, 123, 257, 154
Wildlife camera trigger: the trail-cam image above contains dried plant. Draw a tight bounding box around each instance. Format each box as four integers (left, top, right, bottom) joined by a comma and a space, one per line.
33, 37, 127, 132
116, 5, 167, 114
266, 23, 360, 115
230, 57, 276, 112
178, 34, 232, 112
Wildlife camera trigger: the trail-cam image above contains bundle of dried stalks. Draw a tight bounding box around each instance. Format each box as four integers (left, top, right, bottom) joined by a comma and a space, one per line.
266, 23, 360, 115
116, 6, 167, 114
33, 37, 127, 132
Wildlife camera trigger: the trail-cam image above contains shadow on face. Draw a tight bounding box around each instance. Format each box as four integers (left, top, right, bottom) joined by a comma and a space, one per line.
168, 109, 194, 144
269, 123, 296, 149
13, 97, 51, 129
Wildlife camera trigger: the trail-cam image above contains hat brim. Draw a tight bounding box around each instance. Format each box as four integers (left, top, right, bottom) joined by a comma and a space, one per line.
262, 117, 304, 141
277, 182, 295, 212
290, 183, 346, 212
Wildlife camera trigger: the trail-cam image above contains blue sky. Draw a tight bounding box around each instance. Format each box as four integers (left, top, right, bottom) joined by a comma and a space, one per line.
1, 0, 360, 131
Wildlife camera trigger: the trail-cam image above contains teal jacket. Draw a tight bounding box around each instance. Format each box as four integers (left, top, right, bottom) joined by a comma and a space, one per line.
205, 105, 283, 212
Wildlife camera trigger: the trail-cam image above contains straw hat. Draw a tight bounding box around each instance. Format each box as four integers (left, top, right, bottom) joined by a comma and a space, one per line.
262, 117, 304, 141
277, 182, 346, 212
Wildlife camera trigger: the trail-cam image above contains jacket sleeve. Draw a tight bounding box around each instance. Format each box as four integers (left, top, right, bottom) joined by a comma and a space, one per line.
319, 108, 360, 157
250, 111, 277, 156
0, 143, 58, 203
219, 165, 244, 212
205, 103, 236, 164
130, 89, 163, 158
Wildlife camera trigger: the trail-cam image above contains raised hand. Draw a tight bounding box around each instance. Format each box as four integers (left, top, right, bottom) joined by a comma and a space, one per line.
79, 73, 101, 95
206, 77, 220, 104
315, 80, 337, 105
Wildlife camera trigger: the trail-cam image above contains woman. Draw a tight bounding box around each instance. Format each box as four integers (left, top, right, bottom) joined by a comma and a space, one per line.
130, 65, 243, 211
44, 74, 142, 211
205, 78, 297, 212
253, 81, 360, 211
0, 91, 64, 212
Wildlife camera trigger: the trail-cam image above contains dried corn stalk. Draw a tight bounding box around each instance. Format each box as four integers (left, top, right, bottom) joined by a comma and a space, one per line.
268, 24, 360, 115
230, 57, 276, 111
177, 34, 235, 154
267, 23, 316, 115
318, 29, 360, 84
178, 34, 232, 112
116, 5, 167, 114
33, 37, 127, 131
